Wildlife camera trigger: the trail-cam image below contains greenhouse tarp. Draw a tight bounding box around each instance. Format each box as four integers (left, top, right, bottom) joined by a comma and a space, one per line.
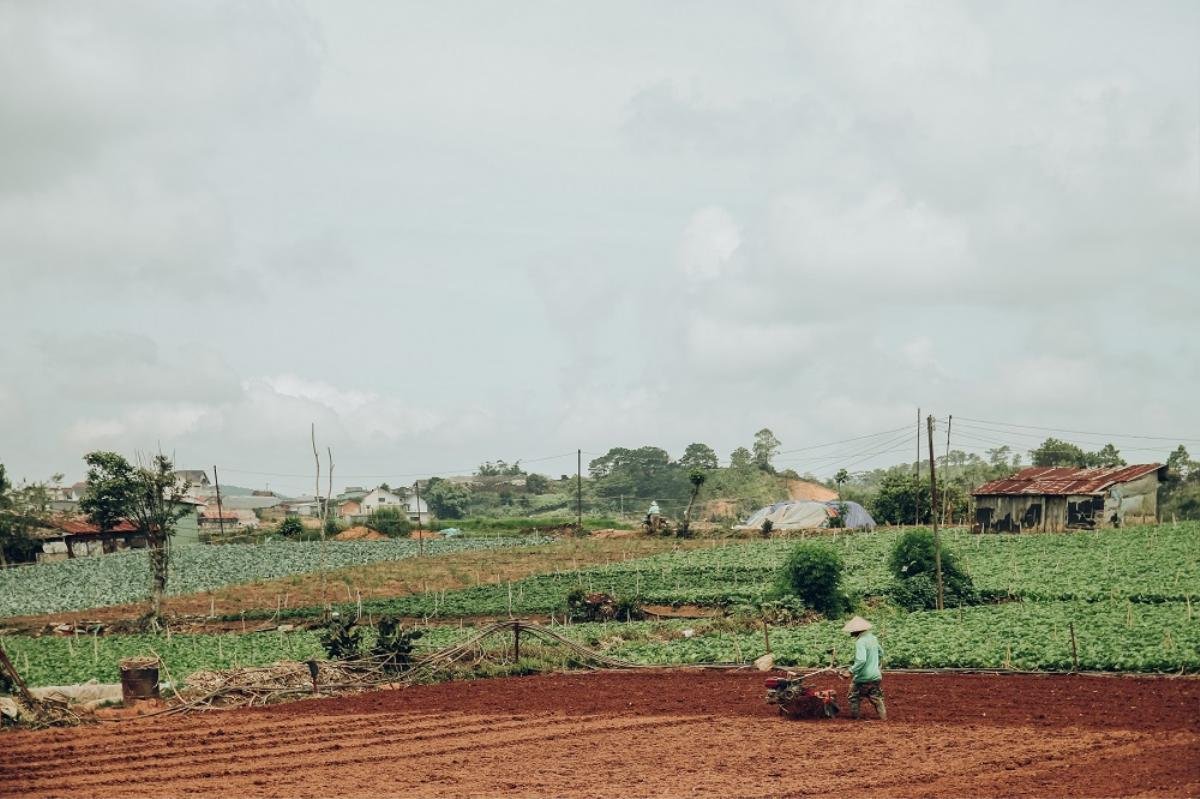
735, 499, 876, 530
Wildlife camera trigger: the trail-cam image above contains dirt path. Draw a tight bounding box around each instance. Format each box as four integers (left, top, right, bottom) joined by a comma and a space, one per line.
3, 670, 1197, 798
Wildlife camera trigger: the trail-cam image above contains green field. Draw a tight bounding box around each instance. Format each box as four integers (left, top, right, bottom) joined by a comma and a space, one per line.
260, 522, 1200, 622
0, 537, 548, 618
5, 598, 1197, 686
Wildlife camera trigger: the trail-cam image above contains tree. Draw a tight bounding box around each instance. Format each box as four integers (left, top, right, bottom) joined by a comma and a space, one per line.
0, 466, 52, 567
752, 428, 781, 472
870, 472, 931, 525
680, 468, 707, 537
423, 477, 470, 519
986, 445, 1012, 468
1092, 443, 1125, 468
524, 473, 550, 494
729, 447, 753, 470
83, 452, 191, 628
1167, 445, 1195, 481
125, 455, 192, 628
588, 446, 684, 502
833, 469, 849, 497
679, 443, 718, 471
80, 452, 138, 535
365, 507, 411, 537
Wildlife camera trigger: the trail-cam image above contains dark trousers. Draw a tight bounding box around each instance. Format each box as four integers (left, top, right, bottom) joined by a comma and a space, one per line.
848, 680, 886, 720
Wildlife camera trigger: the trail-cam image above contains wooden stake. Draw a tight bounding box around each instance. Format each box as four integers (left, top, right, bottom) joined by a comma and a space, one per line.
1069, 622, 1079, 672
762, 618, 771, 654
927, 415, 944, 611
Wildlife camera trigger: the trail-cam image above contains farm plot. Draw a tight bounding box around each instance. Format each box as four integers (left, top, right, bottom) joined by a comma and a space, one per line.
7, 597, 1198, 687
0, 537, 548, 619
2, 670, 1197, 798
295, 522, 1200, 621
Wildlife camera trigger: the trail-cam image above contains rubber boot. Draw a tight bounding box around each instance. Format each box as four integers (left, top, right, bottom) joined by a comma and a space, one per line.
849, 700, 860, 720
873, 697, 887, 721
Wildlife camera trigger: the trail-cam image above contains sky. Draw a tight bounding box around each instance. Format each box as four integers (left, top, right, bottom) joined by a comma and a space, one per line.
1, 1, 1197, 494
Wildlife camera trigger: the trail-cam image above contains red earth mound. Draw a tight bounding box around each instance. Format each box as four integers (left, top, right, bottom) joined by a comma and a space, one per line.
2, 670, 1197, 798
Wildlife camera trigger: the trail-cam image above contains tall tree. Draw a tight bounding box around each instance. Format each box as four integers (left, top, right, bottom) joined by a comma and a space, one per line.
752, 428, 781, 472
1029, 438, 1088, 467
83, 452, 190, 628
126, 455, 191, 628
679, 443, 718, 471
80, 451, 138, 535
729, 447, 753, 470
680, 468, 707, 536
1091, 443, 1125, 468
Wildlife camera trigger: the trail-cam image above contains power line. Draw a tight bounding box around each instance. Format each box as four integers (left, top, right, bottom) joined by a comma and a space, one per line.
955, 416, 1200, 444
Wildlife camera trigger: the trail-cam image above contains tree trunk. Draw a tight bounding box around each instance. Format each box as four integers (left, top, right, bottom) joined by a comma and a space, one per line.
682, 486, 700, 535
149, 540, 168, 628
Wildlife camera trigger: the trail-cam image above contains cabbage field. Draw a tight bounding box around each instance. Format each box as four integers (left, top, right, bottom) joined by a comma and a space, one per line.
0, 537, 547, 618
282, 522, 1200, 621
5, 597, 1197, 686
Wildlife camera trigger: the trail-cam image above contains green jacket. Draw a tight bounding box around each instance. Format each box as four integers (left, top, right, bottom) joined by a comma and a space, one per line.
850, 631, 883, 683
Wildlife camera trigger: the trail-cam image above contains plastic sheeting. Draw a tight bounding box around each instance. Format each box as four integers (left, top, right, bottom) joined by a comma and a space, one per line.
735, 499, 876, 530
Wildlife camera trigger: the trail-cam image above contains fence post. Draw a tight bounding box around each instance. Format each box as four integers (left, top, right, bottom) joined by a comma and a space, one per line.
1069, 622, 1079, 672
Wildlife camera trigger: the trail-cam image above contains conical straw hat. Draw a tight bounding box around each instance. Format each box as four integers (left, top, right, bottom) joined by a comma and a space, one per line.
842, 616, 873, 633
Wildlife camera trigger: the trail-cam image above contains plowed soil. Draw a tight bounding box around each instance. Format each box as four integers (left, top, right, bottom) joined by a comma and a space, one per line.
3, 670, 1198, 798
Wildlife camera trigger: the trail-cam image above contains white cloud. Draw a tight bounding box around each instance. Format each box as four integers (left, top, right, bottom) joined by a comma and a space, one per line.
677, 206, 741, 282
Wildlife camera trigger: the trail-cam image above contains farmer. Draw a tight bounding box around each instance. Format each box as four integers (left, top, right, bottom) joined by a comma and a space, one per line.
842, 616, 886, 720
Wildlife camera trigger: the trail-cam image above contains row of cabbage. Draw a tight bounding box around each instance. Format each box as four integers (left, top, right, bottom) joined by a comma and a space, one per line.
6, 599, 1196, 686
0, 537, 548, 618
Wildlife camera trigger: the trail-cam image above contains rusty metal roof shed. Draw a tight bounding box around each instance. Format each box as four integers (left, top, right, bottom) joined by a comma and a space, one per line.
973, 464, 1165, 497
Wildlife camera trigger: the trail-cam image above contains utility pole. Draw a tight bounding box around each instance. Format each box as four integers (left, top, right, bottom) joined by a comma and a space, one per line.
927, 414, 944, 611
414, 481, 424, 557
915, 407, 921, 526
576, 449, 583, 534
943, 415, 953, 526
213, 465, 226, 540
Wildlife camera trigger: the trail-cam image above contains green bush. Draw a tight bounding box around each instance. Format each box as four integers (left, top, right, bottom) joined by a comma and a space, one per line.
319, 616, 362, 660
777, 542, 846, 616
888, 528, 976, 610
371, 616, 423, 673
277, 517, 305, 539
324, 517, 344, 536
365, 507, 411, 537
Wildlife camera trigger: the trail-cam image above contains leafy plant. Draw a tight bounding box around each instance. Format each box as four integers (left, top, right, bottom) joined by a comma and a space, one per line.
365, 507, 411, 537
888, 528, 976, 610
371, 616, 423, 672
777, 542, 847, 616
277, 517, 305, 539
319, 616, 362, 660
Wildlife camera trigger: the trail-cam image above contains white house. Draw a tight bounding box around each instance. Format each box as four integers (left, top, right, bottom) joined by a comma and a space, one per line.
404, 496, 430, 525
361, 488, 404, 515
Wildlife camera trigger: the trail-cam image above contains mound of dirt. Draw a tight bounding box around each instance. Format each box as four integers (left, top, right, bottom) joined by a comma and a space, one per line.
787, 479, 838, 502
334, 526, 387, 541
590, 528, 634, 539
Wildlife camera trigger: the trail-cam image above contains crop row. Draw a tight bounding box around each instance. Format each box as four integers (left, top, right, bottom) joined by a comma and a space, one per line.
4, 599, 1196, 687
0, 537, 548, 619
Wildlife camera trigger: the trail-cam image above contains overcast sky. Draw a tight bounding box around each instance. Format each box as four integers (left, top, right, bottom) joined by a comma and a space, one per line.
1, 1, 1197, 493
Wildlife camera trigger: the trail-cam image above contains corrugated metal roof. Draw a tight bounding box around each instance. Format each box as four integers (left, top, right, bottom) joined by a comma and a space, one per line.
973, 464, 1164, 496
47, 517, 139, 535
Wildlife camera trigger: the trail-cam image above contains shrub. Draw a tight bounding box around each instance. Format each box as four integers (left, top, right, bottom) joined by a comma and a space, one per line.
277, 517, 305, 539
760, 519, 774, 538
777, 543, 846, 616
888, 528, 977, 610
365, 507, 411, 537
319, 616, 362, 661
324, 517, 344, 536
564, 588, 643, 622
371, 616, 423, 672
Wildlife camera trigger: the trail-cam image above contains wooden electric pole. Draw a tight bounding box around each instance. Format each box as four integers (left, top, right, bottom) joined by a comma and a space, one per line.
213, 465, 225, 540
576, 449, 583, 534
915, 407, 921, 526
414, 481, 424, 557
927, 414, 944, 611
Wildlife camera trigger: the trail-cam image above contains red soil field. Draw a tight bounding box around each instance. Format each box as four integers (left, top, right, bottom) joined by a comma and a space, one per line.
3, 670, 1198, 798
